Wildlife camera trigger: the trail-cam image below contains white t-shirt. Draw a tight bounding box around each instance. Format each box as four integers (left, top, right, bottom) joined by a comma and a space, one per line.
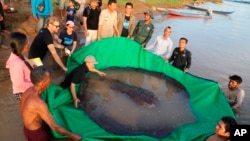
146, 35, 173, 59
99, 9, 117, 38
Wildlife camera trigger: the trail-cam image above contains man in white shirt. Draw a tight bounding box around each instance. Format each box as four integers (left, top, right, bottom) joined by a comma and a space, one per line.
98, 0, 119, 39
146, 26, 173, 60
223, 75, 245, 111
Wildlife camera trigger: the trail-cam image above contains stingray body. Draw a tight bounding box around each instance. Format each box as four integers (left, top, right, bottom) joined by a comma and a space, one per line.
109, 79, 159, 107
78, 67, 196, 138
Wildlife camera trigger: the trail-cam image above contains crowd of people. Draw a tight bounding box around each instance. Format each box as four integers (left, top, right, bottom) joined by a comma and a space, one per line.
1, 0, 246, 140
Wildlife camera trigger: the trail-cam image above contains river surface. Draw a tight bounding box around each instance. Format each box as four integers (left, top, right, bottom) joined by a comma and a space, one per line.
149, 1, 250, 125
0, 1, 249, 140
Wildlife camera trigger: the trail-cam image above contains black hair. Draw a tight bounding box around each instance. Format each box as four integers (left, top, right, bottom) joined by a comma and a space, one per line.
108, 0, 117, 5
30, 66, 48, 85
9, 32, 27, 58
180, 37, 188, 44
125, 2, 133, 8
164, 26, 172, 32
229, 75, 242, 84
221, 116, 237, 133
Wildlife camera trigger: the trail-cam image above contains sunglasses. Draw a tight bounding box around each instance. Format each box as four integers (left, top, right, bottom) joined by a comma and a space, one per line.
52, 24, 60, 28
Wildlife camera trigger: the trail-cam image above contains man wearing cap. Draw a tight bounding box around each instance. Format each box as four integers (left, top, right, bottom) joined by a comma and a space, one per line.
60, 55, 106, 108
58, 20, 78, 56
132, 10, 154, 48
31, 0, 53, 32
222, 75, 245, 111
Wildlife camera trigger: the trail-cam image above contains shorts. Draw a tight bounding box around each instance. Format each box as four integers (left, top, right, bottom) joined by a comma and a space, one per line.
59, 0, 69, 10
13, 93, 23, 101
23, 123, 51, 141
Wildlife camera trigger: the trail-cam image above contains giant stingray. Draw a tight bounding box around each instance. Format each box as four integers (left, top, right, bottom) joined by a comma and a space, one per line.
78, 68, 196, 138
45, 37, 234, 141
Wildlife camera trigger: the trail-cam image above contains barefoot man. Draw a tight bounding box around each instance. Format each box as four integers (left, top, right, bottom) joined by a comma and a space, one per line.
20, 66, 82, 141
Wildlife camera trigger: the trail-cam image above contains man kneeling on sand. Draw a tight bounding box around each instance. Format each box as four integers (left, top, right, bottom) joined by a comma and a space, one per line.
60, 55, 106, 108
20, 66, 82, 141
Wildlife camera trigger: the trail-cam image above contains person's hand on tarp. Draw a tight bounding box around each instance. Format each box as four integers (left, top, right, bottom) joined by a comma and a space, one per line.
98, 71, 106, 77
74, 97, 80, 108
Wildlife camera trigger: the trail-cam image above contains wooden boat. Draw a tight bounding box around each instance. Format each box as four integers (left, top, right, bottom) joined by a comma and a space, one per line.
186, 5, 234, 14
168, 9, 212, 18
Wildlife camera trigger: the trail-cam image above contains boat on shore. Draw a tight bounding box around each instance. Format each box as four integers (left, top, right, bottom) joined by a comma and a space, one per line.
168, 9, 212, 18
156, 7, 168, 15
186, 5, 234, 14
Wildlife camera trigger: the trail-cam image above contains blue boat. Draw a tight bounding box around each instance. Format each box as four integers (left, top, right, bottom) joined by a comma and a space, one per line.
186, 5, 234, 14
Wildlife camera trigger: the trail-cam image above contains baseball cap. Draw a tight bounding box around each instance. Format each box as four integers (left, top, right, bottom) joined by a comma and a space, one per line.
66, 20, 75, 27
84, 55, 98, 64
144, 10, 154, 19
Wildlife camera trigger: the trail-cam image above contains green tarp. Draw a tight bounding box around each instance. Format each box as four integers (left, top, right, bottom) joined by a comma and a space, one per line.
42, 37, 234, 141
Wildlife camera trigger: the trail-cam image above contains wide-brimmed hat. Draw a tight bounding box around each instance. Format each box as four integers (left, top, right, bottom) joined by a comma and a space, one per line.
84, 55, 98, 64
144, 10, 154, 19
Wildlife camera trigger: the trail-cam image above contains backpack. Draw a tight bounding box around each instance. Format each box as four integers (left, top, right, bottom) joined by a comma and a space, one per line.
74, 1, 80, 10
36, 0, 45, 13
85, 5, 101, 18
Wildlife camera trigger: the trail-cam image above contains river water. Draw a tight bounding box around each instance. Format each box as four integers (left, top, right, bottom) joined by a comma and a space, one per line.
0, 1, 249, 141
149, 1, 250, 125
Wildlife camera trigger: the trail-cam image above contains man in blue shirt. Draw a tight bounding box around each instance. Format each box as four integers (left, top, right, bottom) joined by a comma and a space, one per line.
31, 0, 53, 32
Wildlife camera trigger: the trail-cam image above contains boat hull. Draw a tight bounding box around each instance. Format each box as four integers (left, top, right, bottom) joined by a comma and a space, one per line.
186, 5, 234, 14
168, 9, 211, 18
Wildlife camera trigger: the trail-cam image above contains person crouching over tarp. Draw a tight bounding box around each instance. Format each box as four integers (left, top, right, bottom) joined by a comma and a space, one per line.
60, 55, 106, 107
